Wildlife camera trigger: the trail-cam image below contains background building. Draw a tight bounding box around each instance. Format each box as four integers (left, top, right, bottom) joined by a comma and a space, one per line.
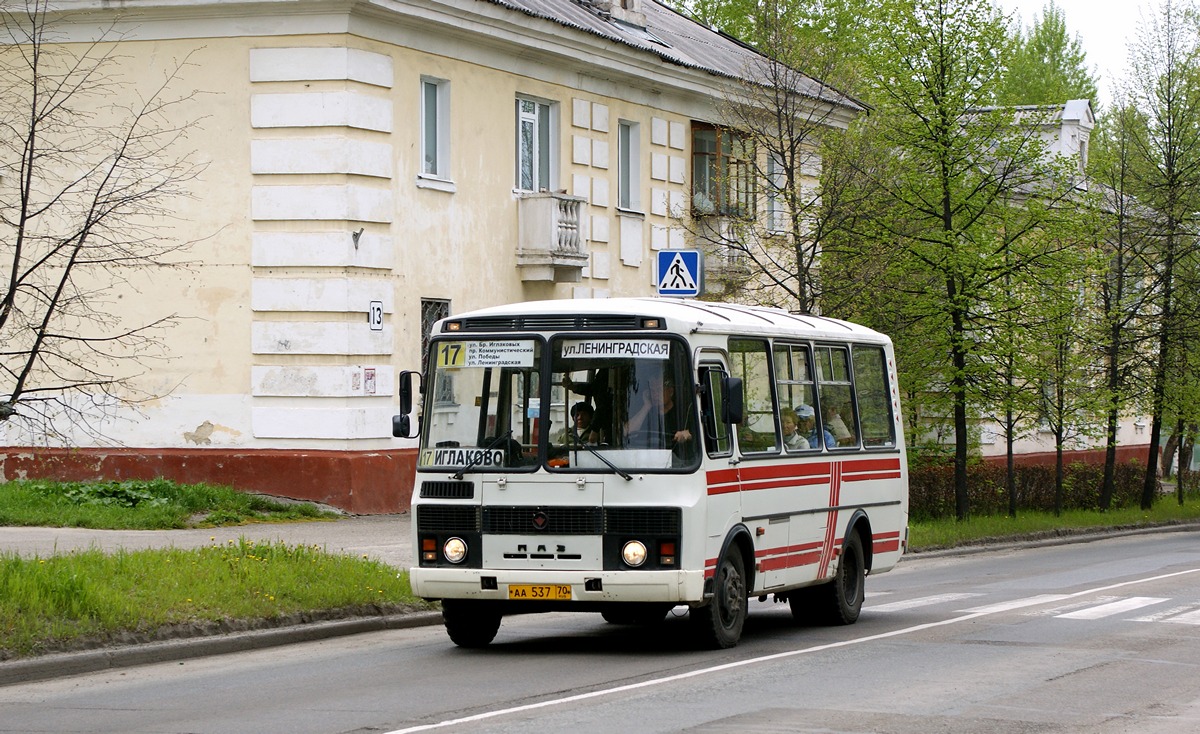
0, 0, 860, 511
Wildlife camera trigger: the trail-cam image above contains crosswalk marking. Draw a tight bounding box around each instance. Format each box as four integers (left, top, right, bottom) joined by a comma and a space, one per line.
870, 593, 983, 613
1131, 605, 1200, 623
1162, 607, 1200, 625
1025, 596, 1120, 617
962, 594, 1070, 614
1056, 596, 1170, 620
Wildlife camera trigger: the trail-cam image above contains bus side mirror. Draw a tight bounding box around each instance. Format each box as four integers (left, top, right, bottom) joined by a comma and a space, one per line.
722, 376, 744, 425
393, 370, 422, 438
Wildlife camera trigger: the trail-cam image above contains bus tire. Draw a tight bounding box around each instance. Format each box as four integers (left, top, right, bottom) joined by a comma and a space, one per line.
795, 531, 865, 626
441, 599, 502, 648
690, 543, 747, 649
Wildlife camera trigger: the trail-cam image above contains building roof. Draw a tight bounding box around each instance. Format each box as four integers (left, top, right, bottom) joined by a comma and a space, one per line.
479, 0, 864, 112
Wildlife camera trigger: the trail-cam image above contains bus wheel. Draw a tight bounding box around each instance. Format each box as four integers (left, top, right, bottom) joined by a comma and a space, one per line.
441, 599, 502, 648
794, 532, 865, 626
691, 544, 747, 648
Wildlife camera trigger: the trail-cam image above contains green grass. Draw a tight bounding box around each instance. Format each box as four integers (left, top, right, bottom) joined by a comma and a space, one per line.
0, 539, 430, 659
909, 496, 1200, 550
0, 478, 341, 529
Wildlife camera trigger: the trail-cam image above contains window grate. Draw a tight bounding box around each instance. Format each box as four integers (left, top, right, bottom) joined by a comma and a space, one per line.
458, 315, 641, 332
420, 481, 475, 500
417, 505, 480, 533
483, 506, 603, 534
605, 507, 682, 535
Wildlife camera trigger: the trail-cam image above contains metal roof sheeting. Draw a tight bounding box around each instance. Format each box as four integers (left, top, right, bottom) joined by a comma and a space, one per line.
478, 0, 864, 110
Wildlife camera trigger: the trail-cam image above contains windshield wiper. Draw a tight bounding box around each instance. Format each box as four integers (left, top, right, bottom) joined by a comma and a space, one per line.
451, 430, 514, 480
569, 435, 633, 481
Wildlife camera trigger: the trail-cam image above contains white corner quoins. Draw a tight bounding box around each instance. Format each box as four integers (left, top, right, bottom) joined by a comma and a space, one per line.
248, 47, 395, 441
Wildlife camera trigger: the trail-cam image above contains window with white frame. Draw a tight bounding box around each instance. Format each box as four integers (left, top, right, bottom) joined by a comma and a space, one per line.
618, 120, 641, 210
421, 77, 450, 179
516, 97, 555, 191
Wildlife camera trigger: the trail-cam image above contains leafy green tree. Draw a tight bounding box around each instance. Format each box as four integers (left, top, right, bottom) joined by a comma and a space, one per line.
1123, 0, 1200, 510
851, 0, 1084, 520
998, 1, 1099, 106
1086, 102, 1157, 510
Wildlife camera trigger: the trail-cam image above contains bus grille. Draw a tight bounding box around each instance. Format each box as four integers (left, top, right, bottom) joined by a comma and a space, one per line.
417, 505, 481, 532
457, 315, 642, 332
420, 481, 474, 499
605, 507, 682, 535
483, 506, 603, 534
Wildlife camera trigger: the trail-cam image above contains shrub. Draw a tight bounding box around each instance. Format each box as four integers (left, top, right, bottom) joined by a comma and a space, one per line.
909, 458, 1148, 520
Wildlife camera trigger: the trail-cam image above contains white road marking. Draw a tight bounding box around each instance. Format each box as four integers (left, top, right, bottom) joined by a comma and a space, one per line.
385, 567, 1200, 734
1056, 596, 1170, 619
869, 592, 983, 612
1162, 607, 1200, 625
1132, 605, 1200, 623
962, 594, 1070, 614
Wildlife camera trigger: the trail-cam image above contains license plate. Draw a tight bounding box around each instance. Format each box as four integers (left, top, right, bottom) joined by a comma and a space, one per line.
508, 584, 572, 600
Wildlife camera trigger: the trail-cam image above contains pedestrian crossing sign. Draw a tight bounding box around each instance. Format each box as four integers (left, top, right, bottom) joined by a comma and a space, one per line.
656, 249, 703, 298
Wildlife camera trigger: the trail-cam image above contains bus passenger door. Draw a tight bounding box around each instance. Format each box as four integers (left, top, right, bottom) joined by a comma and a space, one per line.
698, 357, 741, 576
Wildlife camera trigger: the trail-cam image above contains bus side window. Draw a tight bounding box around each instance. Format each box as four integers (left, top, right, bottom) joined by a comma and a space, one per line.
852, 345, 896, 447
729, 338, 779, 454
700, 364, 733, 457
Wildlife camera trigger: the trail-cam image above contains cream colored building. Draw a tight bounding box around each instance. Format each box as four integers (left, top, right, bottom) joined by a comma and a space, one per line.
0, 0, 860, 511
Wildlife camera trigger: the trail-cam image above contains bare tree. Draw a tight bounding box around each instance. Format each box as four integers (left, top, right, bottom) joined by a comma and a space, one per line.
685, 3, 869, 313
0, 0, 202, 442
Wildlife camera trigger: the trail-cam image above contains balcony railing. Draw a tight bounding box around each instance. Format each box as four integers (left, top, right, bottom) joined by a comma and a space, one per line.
517, 191, 589, 282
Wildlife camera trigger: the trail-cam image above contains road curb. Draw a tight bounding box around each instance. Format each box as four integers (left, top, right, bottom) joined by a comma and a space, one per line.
907, 521, 1200, 558
0, 611, 444, 688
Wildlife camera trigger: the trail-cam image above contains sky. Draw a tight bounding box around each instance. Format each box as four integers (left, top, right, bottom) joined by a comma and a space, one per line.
999, 0, 1152, 107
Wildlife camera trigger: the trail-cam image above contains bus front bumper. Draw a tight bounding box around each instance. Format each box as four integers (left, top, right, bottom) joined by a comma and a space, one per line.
409, 567, 706, 604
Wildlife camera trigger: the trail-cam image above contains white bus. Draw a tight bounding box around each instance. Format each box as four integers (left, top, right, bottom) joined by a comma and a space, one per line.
394, 298, 908, 648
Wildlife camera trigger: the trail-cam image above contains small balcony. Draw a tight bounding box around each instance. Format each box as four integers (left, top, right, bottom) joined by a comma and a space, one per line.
517, 191, 589, 282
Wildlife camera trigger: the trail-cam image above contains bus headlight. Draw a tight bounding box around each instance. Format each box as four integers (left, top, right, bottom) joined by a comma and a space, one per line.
621, 540, 648, 567
443, 537, 468, 564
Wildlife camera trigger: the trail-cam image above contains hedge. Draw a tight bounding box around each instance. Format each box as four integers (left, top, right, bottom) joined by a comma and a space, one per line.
908, 459, 1148, 521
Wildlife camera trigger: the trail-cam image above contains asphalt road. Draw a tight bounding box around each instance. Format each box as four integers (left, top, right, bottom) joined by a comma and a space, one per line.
3, 529, 1200, 733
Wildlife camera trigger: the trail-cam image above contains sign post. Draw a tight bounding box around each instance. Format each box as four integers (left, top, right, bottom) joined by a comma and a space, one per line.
656, 249, 703, 298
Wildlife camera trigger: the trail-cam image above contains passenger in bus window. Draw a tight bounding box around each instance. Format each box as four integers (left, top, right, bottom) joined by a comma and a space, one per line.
625, 374, 693, 448
561, 401, 602, 444
781, 408, 810, 450
825, 404, 854, 444
796, 404, 836, 449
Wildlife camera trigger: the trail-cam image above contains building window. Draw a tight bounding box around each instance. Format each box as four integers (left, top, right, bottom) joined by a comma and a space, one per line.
766, 152, 786, 232
618, 120, 641, 210
516, 97, 556, 191
692, 123, 754, 217
421, 77, 450, 179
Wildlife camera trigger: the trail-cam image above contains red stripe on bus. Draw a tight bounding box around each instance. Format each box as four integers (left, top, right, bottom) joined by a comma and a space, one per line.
842, 457, 902, 473
843, 471, 903, 482
737, 476, 829, 493
873, 539, 900, 554
758, 551, 822, 571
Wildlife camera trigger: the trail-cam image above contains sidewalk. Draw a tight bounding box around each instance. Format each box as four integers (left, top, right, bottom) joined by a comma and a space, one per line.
0, 513, 414, 569
0, 514, 435, 686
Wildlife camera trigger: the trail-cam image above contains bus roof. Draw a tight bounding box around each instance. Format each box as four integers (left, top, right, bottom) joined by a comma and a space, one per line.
439, 298, 892, 344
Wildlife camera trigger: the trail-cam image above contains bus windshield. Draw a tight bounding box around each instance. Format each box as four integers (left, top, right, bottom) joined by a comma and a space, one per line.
417, 335, 700, 473
549, 335, 699, 471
